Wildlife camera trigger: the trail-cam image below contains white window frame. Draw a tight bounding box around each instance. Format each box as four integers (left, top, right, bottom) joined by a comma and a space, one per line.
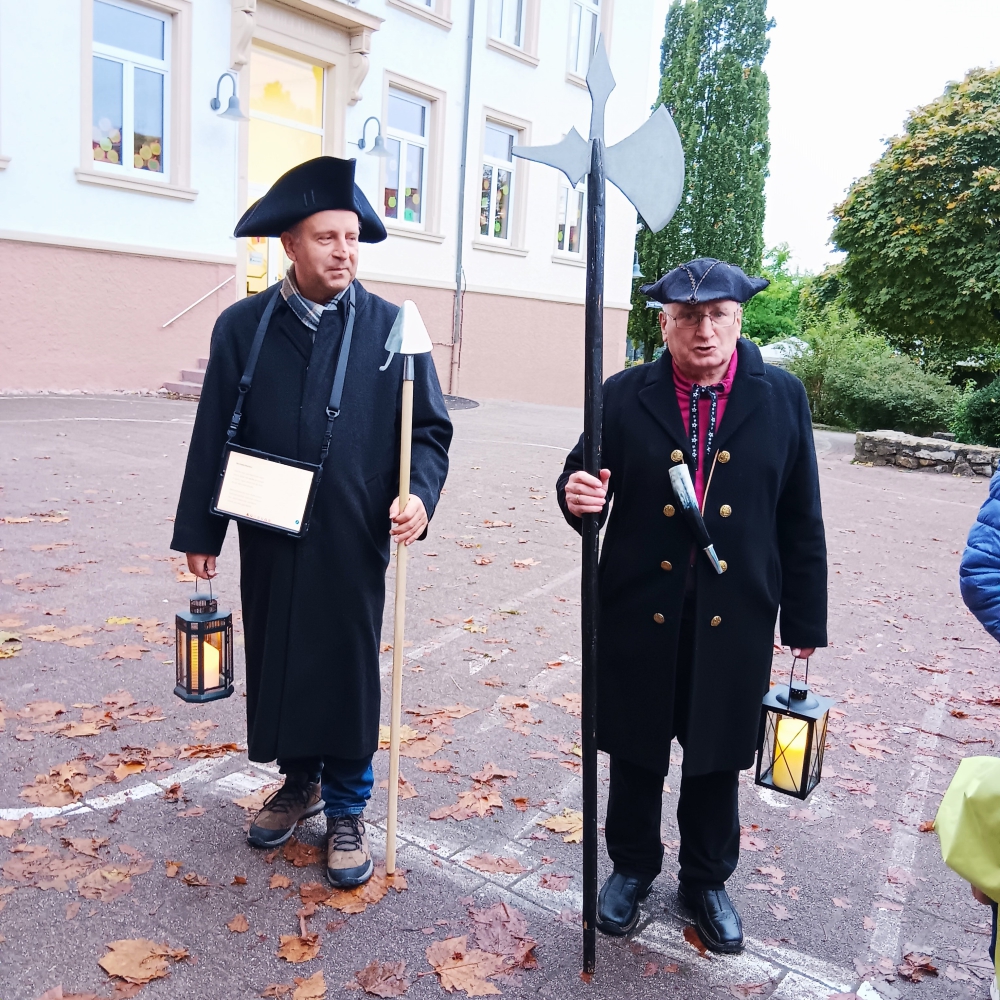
91, 0, 172, 184
382, 88, 431, 231
479, 121, 519, 245
490, 0, 525, 49
554, 178, 586, 259
568, 0, 601, 78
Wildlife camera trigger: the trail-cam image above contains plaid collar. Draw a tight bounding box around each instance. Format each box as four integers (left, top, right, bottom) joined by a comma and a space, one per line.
280, 265, 348, 332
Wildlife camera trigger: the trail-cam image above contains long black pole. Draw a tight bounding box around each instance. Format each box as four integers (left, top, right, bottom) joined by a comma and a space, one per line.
581, 137, 605, 975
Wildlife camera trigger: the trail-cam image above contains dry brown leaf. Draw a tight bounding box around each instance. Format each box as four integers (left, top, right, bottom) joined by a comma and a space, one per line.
262, 986, 294, 998
62, 837, 108, 858
66, 901, 81, 920
468, 902, 537, 970
119, 566, 152, 575
277, 933, 320, 963
177, 806, 206, 818
299, 882, 333, 905
0, 815, 33, 837
425, 936, 505, 996
539, 873, 573, 891
537, 809, 583, 843
227, 914, 250, 933
464, 854, 527, 875
378, 775, 418, 799
165, 861, 183, 878
233, 782, 282, 812
270, 874, 292, 890
416, 759, 453, 773
17, 700, 67, 723
98, 939, 187, 984
430, 788, 504, 822
78, 866, 136, 902
284, 838, 323, 867
324, 866, 406, 914
355, 961, 409, 997
182, 872, 209, 887
177, 743, 241, 759
61, 722, 103, 738
469, 763, 516, 783
292, 971, 327, 1000
99, 646, 149, 661
551, 693, 582, 717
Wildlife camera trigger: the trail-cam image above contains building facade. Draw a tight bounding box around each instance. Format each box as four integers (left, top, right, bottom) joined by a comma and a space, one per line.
0, 0, 665, 404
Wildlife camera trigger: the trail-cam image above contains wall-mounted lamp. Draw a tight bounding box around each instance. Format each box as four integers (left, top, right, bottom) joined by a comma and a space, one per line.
358, 116, 389, 157
210, 72, 249, 122
632, 250, 645, 280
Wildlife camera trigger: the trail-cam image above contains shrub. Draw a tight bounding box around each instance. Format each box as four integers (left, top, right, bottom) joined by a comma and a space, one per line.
742, 245, 805, 345
952, 378, 1000, 446
788, 313, 957, 435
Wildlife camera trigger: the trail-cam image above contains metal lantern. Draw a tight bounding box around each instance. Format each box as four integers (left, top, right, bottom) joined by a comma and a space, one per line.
755, 657, 831, 800
174, 589, 234, 703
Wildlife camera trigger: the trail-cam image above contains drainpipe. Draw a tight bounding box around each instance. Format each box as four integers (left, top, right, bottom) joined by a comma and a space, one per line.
449, 0, 476, 395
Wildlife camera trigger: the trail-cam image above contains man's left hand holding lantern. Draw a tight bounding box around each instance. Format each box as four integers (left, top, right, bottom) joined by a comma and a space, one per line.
172, 156, 452, 892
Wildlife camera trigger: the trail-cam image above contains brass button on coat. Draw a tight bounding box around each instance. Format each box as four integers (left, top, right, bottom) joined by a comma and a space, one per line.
671, 449, 684, 463
663, 504, 675, 517
718, 450, 731, 463
710, 615, 722, 627
720, 504, 732, 518
660, 560, 672, 571
718, 559, 728, 572
653, 613, 665, 624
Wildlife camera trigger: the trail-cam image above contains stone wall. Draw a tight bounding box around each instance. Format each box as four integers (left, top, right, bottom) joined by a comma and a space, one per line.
854, 430, 1000, 478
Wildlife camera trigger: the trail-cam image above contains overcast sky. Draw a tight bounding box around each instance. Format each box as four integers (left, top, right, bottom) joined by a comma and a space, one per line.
762, 0, 1000, 274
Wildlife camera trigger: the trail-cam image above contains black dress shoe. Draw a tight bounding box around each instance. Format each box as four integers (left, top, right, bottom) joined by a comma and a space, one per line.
597, 871, 653, 936
677, 884, 744, 954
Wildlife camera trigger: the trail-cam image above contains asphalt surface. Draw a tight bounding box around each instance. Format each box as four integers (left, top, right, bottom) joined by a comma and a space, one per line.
0, 394, 995, 999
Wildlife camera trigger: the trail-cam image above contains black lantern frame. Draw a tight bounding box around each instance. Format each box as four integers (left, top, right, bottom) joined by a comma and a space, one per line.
175, 588, 234, 703
755, 657, 832, 800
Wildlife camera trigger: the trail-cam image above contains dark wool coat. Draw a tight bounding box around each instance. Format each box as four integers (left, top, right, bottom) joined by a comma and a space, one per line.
556, 338, 827, 777
171, 281, 452, 762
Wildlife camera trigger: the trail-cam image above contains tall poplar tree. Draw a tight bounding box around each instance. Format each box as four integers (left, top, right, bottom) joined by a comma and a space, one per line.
629, 0, 772, 361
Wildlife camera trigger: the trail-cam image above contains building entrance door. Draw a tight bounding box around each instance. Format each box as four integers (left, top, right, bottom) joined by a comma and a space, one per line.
246, 46, 326, 294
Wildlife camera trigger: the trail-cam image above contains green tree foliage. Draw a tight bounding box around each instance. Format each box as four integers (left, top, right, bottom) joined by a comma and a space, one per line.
831, 67, 1000, 376
952, 379, 1000, 446
741, 244, 803, 344
788, 311, 956, 435
628, 0, 772, 361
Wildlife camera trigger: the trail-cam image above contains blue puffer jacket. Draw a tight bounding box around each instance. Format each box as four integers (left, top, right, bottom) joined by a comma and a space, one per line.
960, 471, 1000, 642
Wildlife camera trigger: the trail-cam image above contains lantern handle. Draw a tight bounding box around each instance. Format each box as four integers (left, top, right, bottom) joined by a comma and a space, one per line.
192, 576, 215, 601
789, 655, 810, 700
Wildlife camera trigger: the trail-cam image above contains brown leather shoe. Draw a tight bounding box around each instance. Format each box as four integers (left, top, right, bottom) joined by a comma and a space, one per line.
247, 776, 323, 849
326, 813, 373, 887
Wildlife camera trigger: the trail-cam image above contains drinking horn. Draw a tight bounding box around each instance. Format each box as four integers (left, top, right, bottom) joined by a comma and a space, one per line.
668, 464, 725, 575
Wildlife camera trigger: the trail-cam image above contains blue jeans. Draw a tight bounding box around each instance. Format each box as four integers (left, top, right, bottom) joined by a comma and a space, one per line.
278, 755, 374, 819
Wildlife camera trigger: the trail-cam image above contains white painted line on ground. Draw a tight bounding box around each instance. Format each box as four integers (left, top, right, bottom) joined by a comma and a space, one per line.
867, 680, 949, 961
455, 438, 576, 452
397, 565, 582, 668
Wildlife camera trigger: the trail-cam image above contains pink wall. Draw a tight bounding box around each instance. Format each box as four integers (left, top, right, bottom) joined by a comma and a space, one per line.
0, 241, 628, 405
363, 279, 627, 407
0, 238, 234, 392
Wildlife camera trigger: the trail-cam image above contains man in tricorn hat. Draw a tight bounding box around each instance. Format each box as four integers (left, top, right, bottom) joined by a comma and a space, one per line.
171, 157, 452, 888
557, 258, 827, 951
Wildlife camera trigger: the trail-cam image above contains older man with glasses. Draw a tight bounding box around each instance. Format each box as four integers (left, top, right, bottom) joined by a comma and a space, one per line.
556, 258, 827, 952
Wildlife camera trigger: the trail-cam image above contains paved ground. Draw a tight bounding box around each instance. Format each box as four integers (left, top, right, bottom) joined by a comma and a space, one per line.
0, 394, 996, 999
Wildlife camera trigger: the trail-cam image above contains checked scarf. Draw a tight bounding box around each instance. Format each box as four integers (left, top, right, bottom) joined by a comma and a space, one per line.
281, 265, 348, 336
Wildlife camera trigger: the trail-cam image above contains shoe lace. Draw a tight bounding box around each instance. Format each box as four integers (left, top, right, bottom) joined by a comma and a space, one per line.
329, 815, 364, 852
261, 779, 313, 818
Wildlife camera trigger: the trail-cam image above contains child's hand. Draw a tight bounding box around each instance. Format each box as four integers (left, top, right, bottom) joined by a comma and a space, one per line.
971, 884, 993, 905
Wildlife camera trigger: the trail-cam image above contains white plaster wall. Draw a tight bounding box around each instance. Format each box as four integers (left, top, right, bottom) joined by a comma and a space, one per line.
350, 0, 661, 311
0, 0, 238, 260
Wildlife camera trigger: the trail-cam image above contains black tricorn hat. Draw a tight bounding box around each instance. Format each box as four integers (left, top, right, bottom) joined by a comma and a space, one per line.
640, 257, 768, 305
234, 156, 387, 243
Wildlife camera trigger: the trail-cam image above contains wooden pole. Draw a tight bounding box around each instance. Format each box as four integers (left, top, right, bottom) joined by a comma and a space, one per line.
386, 363, 414, 876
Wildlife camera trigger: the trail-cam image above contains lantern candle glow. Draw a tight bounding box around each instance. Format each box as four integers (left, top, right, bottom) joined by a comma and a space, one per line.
755, 657, 831, 800
175, 591, 233, 703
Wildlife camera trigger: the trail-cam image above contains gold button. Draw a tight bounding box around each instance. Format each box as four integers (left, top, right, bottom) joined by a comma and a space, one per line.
718, 560, 727, 572
719, 504, 732, 518
718, 450, 730, 464
653, 613, 665, 624
660, 560, 672, 571
663, 504, 675, 517
711, 615, 722, 627
670, 449, 684, 463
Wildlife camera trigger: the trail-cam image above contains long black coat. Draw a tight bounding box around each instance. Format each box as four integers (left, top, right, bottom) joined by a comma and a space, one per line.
556, 338, 827, 777
171, 281, 452, 762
